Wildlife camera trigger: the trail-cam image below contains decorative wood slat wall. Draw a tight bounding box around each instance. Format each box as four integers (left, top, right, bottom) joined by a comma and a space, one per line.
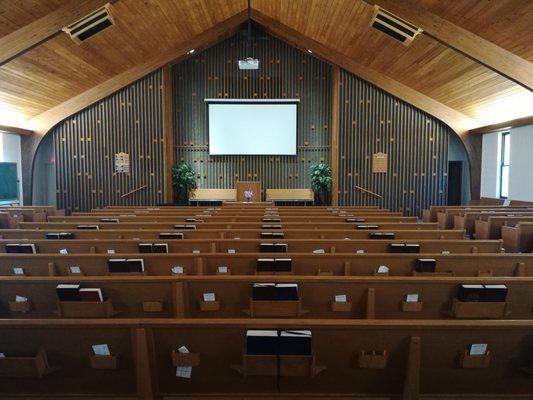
338, 70, 450, 215
53, 71, 164, 212
172, 33, 331, 194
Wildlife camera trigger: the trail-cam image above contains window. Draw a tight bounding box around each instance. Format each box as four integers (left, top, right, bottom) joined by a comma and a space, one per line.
499, 132, 510, 198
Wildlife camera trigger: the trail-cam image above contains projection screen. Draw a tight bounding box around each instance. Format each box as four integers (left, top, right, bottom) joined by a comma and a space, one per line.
206, 100, 298, 155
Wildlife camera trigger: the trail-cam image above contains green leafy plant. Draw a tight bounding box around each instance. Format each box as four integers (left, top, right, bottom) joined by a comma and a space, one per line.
310, 163, 332, 205
172, 163, 197, 205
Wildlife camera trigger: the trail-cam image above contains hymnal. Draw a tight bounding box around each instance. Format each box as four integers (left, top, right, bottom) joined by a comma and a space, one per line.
56, 284, 81, 301
260, 243, 275, 252
370, 232, 395, 239
252, 283, 276, 300
482, 284, 508, 302
159, 232, 184, 239
46, 233, 60, 239
390, 243, 406, 253
92, 344, 110, 356
127, 259, 145, 273
60, 232, 74, 239
257, 258, 275, 272
279, 330, 312, 355
100, 218, 119, 223
13, 267, 24, 276
203, 292, 216, 302
335, 294, 347, 303
405, 244, 420, 253
469, 343, 487, 355
416, 258, 436, 273
246, 330, 278, 355
138, 243, 153, 253
275, 283, 298, 301
79, 288, 104, 302
76, 225, 99, 230
108, 259, 130, 273
275, 258, 292, 272
152, 243, 168, 253
457, 284, 484, 302
6, 244, 36, 254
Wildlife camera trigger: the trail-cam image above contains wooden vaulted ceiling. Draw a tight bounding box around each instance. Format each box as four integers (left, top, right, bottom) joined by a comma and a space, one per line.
0, 0, 532, 135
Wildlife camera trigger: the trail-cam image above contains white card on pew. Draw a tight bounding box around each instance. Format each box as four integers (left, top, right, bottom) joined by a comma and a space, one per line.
59, 248, 68, 254
335, 294, 347, 303
171, 266, 184, 274
13, 267, 24, 275
406, 294, 419, 303
469, 344, 487, 355
0, 353, 5, 358
92, 344, 110, 356
203, 293, 216, 302
107, 249, 115, 254
227, 249, 236, 254
313, 248, 325, 254
233, 237, 240, 240
503, 199, 510, 207
377, 265, 389, 273
192, 249, 200, 254
356, 249, 364, 254
176, 365, 192, 379
70, 266, 81, 274
177, 345, 189, 354
218, 266, 228, 273
15, 296, 28, 302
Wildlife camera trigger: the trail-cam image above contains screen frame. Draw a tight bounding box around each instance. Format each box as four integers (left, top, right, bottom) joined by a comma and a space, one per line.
205, 99, 300, 156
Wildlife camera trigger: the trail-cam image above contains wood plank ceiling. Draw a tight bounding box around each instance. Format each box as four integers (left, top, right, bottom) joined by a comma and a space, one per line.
0, 0, 531, 134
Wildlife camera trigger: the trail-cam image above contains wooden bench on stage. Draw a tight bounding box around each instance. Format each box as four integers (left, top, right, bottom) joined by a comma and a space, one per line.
265, 188, 314, 204
502, 222, 533, 253
188, 189, 237, 205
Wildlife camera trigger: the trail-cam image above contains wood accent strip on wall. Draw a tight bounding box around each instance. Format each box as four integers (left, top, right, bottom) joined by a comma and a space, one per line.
162, 64, 175, 203
330, 66, 341, 206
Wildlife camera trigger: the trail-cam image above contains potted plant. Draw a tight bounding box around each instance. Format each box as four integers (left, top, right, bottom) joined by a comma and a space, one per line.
172, 163, 197, 205
310, 163, 332, 206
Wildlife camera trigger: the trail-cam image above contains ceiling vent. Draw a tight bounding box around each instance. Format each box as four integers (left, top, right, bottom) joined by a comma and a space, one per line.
370, 6, 422, 46
63, 3, 114, 44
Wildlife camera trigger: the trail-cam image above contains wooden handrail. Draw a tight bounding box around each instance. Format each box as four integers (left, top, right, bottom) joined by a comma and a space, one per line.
355, 185, 382, 199
121, 185, 147, 198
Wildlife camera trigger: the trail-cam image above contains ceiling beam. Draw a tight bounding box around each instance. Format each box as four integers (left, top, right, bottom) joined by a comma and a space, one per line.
29, 10, 248, 135
469, 116, 533, 135
0, 0, 114, 66
0, 125, 34, 136
251, 10, 480, 135
364, 0, 533, 91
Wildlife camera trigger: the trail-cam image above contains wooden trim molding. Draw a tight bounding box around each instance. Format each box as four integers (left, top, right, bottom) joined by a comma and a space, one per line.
0, 125, 34, 136
330, 66, 341, 206
469, 116, 533, 135
364, 0, 533, 91
250, 10, 479, 136
0, 0, 114, 66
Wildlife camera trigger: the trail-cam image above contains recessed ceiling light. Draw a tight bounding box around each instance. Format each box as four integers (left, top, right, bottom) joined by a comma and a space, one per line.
187, 49, 195, 54
307, 49, 313, 53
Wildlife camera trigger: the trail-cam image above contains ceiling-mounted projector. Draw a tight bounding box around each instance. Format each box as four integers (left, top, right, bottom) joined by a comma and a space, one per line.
238, 57, 259, 70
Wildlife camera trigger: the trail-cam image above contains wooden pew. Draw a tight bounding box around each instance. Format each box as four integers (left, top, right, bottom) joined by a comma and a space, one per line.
438, 207, 533, 230
502, 222, 533, 253
0, 275, 530, 320
17, 221, 438, 231
0, 238, 503, 255
1, 319, 533, 398
0, 252, 531, 277
0, 228, 466, 241
453, 210, 533, 237
423, 205, 530, 223
475, 216, 533, 240
0, 212, 22, 229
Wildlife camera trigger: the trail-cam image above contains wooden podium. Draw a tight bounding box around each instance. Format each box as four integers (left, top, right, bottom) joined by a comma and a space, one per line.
236, 181, 261, 202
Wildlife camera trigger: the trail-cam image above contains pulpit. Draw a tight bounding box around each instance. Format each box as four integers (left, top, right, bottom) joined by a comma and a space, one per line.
236, 181, 262, 202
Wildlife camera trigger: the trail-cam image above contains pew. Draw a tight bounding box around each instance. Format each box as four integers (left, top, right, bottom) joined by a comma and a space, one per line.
475, 216, 533, 240
438, 207, 533, 230
0, 275, 530, 320
0, 252, 531, 277
453, 211, 533, 236
423, 205, 531, 223
0, 238, 503, 255
502, 222, 533, 253
0, 319, 533, 398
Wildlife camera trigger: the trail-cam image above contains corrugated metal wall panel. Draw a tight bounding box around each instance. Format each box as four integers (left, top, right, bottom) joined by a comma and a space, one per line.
172, 33, 332, 194
338, 70, 449, 216
53, 70, 164, 212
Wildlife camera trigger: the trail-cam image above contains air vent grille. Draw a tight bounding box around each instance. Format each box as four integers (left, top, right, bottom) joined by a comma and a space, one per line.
63, 3, 114, 44
371, 6, 422, 46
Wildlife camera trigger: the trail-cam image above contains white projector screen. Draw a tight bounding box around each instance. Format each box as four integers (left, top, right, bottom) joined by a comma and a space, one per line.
207, 100, 298, 155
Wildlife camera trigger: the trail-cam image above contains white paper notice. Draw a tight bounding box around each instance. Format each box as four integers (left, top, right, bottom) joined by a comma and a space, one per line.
469, 344, 487, 355
227, 249, 236, 254
192, 249, 200, 254
59, 248, 68, 254
0, 353, 5, 358
176, 365, 192, 378
335, 294, 347, 303
313, 248, 325, 254
356, 249, 364, 254
406, 294, 419, 303
70, 266, 81, 274
218, 266, 228, 273
107, 249, 115, 254
13, 267, 24, 275
171, 266, 184, 274
15, 296, 28, 302
92, 344, 111, 356
203, 292, 216, 302
377, 265, 389, 273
